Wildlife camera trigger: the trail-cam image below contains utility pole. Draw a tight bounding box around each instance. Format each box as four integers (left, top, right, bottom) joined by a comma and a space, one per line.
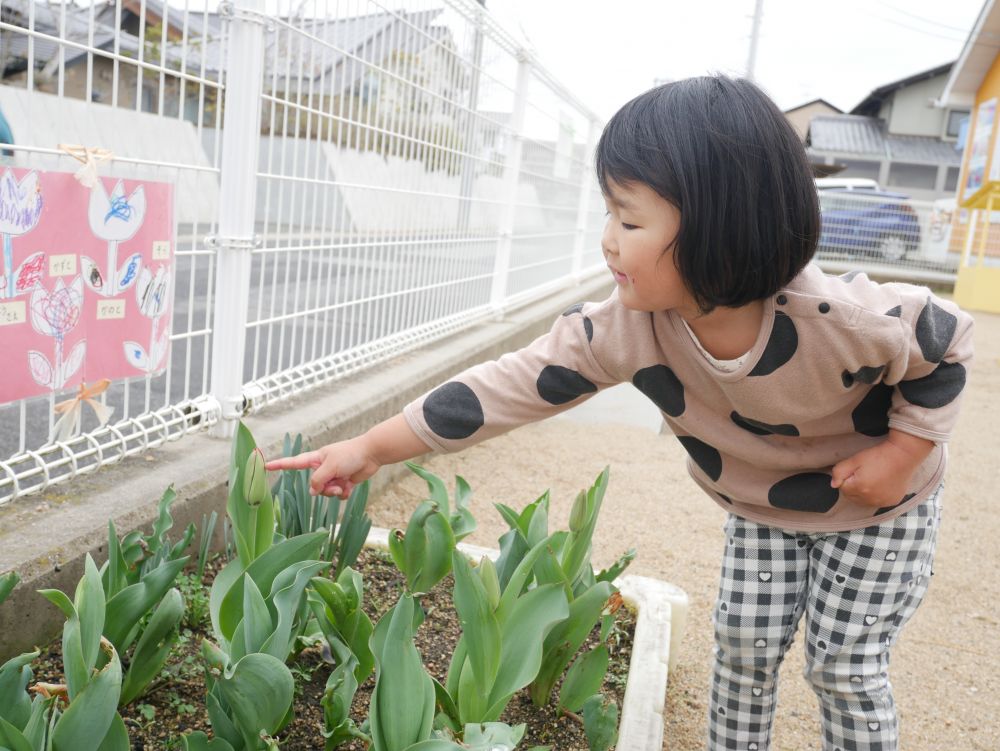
746, 0, 764, 82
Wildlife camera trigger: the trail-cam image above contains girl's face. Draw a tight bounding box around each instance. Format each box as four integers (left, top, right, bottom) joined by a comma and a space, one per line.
601, 179, 696, 315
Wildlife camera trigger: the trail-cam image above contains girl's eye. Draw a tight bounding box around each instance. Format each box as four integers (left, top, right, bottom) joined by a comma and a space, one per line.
622, 223, 638, 231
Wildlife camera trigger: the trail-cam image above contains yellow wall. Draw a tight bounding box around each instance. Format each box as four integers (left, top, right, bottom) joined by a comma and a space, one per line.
955, 55, 1000, 313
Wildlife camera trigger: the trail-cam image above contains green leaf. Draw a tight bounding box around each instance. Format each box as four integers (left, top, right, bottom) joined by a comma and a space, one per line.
51, 640, 123, 751
581, 693, 618, 751
462, 722, 527, 750
218, 653, 295, 750
76, 556, 106, 674
120, 589, 184, 705
240, 576, 272, 658
595, 548, 636, 584
20, 695, 51, 748
104, 556, 188, 653
95, 713, 130, 751
530, 581, 615, 707
0, 572, 19, 606
103, 522, 127, 599
148, 486, 178, 555
0, 650, 38, 728
0, 716, 33, 751
450, 554, 500, 698
215, 531, 326, 642
371, 595, 435, 751
405, 463, 450, 517
558, 646, 609, 713
486, 584, 568, 719
260, 560, 328, 660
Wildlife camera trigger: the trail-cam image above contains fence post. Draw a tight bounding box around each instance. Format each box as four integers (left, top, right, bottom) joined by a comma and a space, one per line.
490, 54, 531, 312
571, 118, 599, 280
208, 0, 266, 438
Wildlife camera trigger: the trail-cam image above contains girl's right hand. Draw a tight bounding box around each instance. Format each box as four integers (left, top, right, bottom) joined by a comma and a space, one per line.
265, 436, 381, 498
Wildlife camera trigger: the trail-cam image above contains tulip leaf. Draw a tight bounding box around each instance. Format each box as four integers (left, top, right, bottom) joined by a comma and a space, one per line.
120, 588, 184, 705
240, 576, 272, 658
558, 645, 609, 713
95, 713, 130, 751
104, 556, 188, 653
450, 554, 499, 697
0, 571, 19, 606
0, 649, 38, 728
76, 555, 106, 672
581, 693, 618, 751
260, 560, 327, 660
218, 653, 294, 750
405, 463, 451, 517
486, 583, 569, 718
0, 716, 33, 751
51, 641, 122, 751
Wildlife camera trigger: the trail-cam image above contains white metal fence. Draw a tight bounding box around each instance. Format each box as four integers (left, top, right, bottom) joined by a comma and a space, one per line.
0, 0, 606, 505
814, 188, 962, 284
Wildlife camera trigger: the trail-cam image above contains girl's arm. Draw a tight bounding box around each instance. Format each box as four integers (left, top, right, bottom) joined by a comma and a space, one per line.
265, 413, 430, 497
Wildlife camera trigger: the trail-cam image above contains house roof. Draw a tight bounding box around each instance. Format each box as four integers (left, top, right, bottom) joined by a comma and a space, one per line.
784, 98, 842, 115
2, 3, 451, 97
941, 0, 1000, 107
850, 62, 954, 116
807, 114, 962, 165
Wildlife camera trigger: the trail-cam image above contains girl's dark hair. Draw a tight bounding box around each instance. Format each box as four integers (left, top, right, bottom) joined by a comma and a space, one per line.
595, 75, 820, 312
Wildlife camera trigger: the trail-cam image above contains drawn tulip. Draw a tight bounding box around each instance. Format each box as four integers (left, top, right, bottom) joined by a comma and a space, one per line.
28, 275, 85, 390
83, 179, 145, 297
124, 264, 171, 374
0, 168, 45, 299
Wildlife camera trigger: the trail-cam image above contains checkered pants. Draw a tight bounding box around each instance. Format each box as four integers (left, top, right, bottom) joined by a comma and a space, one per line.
708, 486, 942, 751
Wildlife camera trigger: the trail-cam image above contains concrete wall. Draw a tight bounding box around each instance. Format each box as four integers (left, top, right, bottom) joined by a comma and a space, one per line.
887, 73, 949, 138
0, 274, 614, 661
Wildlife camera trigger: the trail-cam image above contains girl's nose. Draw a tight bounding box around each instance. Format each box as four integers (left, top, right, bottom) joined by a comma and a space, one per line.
601, 220, 618, 255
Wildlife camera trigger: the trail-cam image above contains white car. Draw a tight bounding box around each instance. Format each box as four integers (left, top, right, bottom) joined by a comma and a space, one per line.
815, 177, 881, 192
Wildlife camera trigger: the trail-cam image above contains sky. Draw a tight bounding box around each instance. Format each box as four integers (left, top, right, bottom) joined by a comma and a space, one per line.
483, 0, 987, 119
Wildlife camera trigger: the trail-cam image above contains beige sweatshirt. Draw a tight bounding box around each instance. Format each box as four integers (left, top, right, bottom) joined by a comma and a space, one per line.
404, 264, 974, 532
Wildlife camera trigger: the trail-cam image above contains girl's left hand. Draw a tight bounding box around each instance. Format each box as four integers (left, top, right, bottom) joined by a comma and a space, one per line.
831, 430, 935, 507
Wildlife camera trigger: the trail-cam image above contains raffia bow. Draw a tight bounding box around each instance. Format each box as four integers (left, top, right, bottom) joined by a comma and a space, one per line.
58, 143, 114, 188
50, 379, 114, 443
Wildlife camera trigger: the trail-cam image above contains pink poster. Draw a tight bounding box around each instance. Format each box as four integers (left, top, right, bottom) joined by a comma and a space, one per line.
0, 168, 174, 405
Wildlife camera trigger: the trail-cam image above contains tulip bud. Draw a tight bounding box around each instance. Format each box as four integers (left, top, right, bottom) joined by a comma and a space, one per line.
569, 491, 589, 533
243, 448, 270, 507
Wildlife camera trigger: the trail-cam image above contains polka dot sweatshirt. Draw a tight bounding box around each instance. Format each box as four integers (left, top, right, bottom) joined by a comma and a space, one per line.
403, 264, 975, 533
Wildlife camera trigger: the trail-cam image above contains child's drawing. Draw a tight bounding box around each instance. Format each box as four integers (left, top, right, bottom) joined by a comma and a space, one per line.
124, 264, 171, 373
82, 179, 145, 297
0, 169, 45, 299
28, 275, 85, 391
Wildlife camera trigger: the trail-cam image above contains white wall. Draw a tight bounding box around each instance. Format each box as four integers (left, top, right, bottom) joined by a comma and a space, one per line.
887, 73, 949, 138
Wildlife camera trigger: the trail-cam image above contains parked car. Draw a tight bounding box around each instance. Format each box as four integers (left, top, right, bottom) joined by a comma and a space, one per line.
817, 187, 920, 262
815, 177, 881, 192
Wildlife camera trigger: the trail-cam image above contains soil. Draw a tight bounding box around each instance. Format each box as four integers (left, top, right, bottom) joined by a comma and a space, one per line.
30, 548, 635, 750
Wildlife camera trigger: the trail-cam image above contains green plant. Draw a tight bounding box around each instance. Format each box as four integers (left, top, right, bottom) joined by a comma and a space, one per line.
0, 570, 17, 605
105, 486, 195, 588
0, 555, 132, 750
492, 468, 634, 709
187, 422, 328, 751
179, 572, 211, 630
387, 464, 477, 595
198, 510, 219, 579
271, 432, 372, 576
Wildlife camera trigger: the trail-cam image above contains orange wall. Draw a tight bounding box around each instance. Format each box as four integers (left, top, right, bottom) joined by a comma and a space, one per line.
958, 55, 1000, 205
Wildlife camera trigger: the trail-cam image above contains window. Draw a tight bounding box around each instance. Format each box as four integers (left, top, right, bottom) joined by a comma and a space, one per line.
945, 166, 961, 192
946, 109, 969, 139
887, 162, 937, 190
838, 159, 881, 182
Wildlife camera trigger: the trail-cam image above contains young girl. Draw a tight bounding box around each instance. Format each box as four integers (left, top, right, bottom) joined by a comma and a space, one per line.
267, 76, 974, 751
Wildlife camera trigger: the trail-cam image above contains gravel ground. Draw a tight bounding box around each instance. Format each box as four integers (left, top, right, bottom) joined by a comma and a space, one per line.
369, 308, 1000, 750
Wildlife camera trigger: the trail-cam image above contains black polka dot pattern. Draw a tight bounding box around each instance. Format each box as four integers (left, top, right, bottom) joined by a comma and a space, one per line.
776, 294, 787, 305
632, 364, 685, 416
423, 382, 485, 440
897, 361, 966, 409
768, 473, 839, 513
748, 312, 798, 377
730, 411, 800, 436
884, 305, 902, 318
841, 365, 885, 388
677, 436, 723, 481
583, 317, 594, 342
875, 493, 916, 517
851, 383, 893, 437
818, 302, 830, 314
717, 493, 733, 505
536, 365, 597, 405
561, 302, 584, 317
915, 297, 957, 363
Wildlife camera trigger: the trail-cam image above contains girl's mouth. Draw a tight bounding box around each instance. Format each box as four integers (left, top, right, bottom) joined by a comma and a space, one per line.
610, 267, 629, 284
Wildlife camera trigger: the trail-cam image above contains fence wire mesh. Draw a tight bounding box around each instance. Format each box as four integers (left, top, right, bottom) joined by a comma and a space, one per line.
0, 0, 605, 505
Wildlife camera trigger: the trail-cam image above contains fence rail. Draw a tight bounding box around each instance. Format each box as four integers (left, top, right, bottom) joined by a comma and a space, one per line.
0, 0, 606, 505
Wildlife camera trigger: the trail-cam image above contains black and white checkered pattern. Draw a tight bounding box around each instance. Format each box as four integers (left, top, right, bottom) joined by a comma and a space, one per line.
708, 486, 942, 751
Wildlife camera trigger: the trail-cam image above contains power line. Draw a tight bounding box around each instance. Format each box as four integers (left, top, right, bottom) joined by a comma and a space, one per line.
874, 0, 976, 35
